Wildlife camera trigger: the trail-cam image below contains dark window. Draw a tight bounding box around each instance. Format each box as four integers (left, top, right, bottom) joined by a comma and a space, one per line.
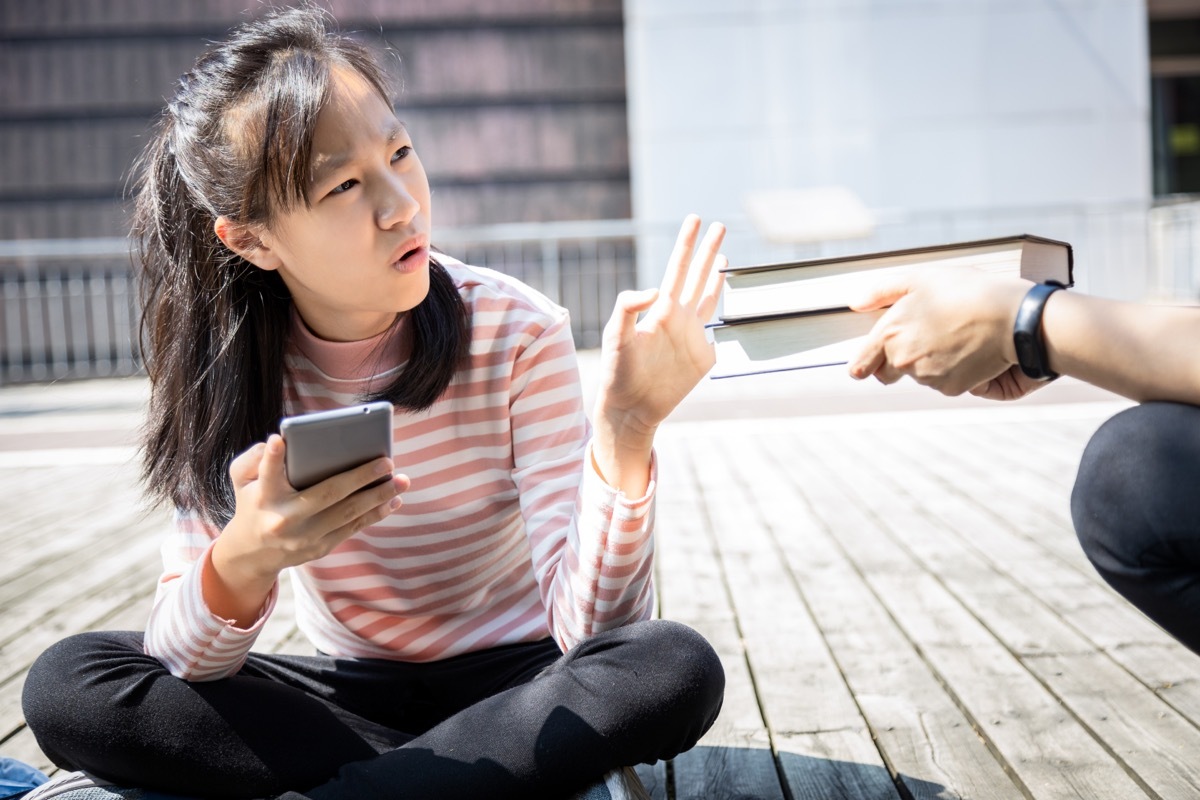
1151, 18, 1200, 196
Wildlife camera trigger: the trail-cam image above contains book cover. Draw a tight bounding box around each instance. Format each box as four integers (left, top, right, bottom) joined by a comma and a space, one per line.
719, 233, 1073, 323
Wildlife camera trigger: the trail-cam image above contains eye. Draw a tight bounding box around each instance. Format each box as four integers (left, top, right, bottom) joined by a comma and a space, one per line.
391, 146, 412, 163
330, 178, 357, 195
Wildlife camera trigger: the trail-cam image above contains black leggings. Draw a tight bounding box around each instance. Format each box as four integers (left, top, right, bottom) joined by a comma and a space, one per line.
22, 619, 724, 799
1073, 401, 1200, 654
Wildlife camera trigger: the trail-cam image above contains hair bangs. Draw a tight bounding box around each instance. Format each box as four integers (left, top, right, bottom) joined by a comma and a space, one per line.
229, 49, 331, 221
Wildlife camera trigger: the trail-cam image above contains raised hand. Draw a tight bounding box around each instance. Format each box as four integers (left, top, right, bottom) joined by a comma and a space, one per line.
591, 214, 726, 495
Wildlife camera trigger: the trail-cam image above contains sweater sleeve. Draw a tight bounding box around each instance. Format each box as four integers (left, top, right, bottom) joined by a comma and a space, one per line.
510, 313, 657, 651
143, 508, 279, 681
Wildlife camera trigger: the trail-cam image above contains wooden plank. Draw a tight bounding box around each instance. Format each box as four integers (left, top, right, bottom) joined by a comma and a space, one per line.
831, 420, 1187, 661
788, 422, 1154, 798
841, 423, 1126, 611
681, 433, 899, 800
915, 420, 1098, 570
1106, 644, 1200, 722
0, 468, 152, 596
874, 572, 1149, 798
733, 429, 1024, 800
864, 422, 1094, 576
0, 512, 163, 650
0, 725, 52, 774
1024, 652, 1200, 800
0, 465, 134, 552
817, 426, 1200, 797
0, 544, 161, 686
653, 433, 784, 800
0, 531, 168, 773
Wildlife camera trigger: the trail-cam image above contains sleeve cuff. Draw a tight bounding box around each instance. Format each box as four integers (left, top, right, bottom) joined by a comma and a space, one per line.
583, 440, 657, 515
194, 544, 278, 636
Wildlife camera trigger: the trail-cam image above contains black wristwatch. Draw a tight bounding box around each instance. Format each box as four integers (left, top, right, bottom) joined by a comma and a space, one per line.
1012, 280, 1066, 381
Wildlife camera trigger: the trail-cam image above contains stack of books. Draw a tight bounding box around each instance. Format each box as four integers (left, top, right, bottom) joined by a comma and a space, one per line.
708, 234, 1074, 379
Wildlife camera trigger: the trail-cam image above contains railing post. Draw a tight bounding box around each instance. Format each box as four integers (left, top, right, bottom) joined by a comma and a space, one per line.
541, 237, 561, 306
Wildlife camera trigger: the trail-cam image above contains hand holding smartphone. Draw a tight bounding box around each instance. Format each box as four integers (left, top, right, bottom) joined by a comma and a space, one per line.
280, 401, 394, 491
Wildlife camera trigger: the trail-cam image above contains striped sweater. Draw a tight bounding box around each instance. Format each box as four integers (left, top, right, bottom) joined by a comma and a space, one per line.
144, 257, 657, 681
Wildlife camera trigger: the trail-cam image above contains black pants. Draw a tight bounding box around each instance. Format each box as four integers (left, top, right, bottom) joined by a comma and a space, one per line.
1073, 401, 1200, 654
22, 619, 724, 799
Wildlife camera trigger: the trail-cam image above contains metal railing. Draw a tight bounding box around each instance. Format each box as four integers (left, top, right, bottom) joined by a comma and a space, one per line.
0, 245, 140, 385
3, 200, 1196, 386
1149, 199, 1200, 302
0, 222, 638, 386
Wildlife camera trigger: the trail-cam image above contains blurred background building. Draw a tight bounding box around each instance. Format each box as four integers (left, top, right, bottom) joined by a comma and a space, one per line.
0, 0, 1195, 383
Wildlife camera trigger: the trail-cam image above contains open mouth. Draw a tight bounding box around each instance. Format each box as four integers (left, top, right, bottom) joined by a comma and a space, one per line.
392, 243, 428, 272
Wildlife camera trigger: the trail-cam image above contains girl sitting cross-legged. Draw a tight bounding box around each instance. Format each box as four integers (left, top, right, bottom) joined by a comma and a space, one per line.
21, 7, 726, 799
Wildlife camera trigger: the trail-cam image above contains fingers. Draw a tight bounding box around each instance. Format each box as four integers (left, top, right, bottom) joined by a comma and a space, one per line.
679, 222, 726, 308
261, 433, 286, 474
251, 435, 292, 497
695, 256, 727, 322
605, 287, 659, 343
848, 320, 889, 380
969, 379, 1000, 399
847, 269, 913, 312
303, 456, 398, 509
228, 442, 267, 490
659, 215, 702, 302
312, 473, 407, 547
871, 363, 905, 386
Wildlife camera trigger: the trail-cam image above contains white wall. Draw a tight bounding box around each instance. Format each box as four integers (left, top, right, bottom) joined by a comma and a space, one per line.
624, 0, 1152, 299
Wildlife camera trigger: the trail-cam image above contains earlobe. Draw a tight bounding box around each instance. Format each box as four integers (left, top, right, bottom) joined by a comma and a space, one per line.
213, 216, 282, 271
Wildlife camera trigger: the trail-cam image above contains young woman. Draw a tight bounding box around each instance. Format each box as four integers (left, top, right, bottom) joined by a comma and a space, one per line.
847, 265, 1200, 655
21, 7, 726, 799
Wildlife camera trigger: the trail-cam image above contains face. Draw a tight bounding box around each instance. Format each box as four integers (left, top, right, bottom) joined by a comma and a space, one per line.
245, 66, 433, 342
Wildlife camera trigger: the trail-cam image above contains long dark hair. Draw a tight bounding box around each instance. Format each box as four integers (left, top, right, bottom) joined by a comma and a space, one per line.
133, 5, 469, 526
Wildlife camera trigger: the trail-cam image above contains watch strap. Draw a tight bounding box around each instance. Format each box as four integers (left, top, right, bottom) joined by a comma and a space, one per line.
1012, 280, 1066, 381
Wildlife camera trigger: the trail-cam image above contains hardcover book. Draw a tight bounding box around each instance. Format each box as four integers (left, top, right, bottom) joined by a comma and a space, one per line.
720, 234, 1073, 323
709, 234, 1073, 380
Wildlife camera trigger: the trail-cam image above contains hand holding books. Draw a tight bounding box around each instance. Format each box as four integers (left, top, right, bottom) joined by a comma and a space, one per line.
708, 234, 1074, 380
846, 265, 1051, 399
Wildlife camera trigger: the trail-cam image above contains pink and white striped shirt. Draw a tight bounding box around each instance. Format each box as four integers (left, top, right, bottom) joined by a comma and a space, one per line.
144, 257, 657, 681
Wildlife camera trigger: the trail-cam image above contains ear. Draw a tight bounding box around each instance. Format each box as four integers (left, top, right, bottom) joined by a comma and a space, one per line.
214, 216, 283, 271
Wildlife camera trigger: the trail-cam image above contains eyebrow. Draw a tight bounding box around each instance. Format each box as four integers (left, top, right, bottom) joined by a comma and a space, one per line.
309, 122, 407, 190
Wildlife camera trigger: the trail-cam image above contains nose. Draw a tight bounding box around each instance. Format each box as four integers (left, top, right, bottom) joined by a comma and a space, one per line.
374, 171, 420, 230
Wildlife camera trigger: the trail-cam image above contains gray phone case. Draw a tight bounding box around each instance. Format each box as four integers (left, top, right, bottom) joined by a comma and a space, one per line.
280, 401, 394, 491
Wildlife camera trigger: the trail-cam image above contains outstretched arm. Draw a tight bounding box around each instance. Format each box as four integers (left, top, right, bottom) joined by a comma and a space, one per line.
846, 265, 1200, 405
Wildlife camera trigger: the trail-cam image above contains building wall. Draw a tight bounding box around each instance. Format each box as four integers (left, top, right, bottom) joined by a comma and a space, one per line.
0, 0, 631, 239
624, 0, 1152, 299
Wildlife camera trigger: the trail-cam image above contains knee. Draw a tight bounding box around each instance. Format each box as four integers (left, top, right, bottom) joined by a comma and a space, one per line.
629, 620, 725, 721
1072, 403, 1195, 572
22, 630, 145, 750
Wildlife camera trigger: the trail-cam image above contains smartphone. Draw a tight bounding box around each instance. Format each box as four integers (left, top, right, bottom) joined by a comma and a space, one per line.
280, 401, 394, 491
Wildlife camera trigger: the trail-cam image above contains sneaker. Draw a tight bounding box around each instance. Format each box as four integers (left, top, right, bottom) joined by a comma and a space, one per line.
22, 772, 194, 800
568, 766, 651, 800
21, 772, 118, 800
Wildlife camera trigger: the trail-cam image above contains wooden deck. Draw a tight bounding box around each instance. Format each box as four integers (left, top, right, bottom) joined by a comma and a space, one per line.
2, 369, 1200, 799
